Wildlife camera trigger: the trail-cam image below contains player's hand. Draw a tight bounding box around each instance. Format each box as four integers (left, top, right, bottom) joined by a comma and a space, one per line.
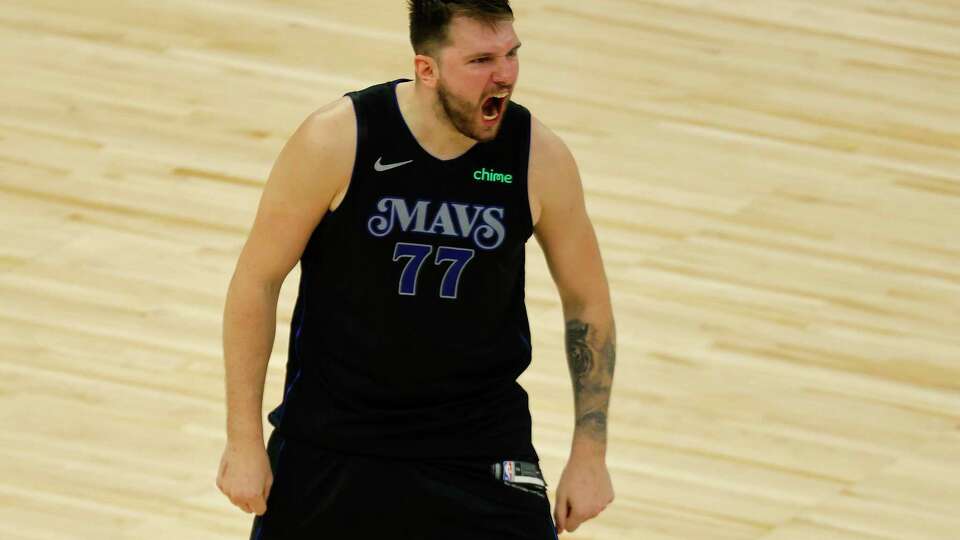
216, 439, 273, 515
553, 454, 614, 534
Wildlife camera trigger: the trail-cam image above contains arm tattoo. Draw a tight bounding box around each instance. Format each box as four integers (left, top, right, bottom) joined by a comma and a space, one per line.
565, 320, 593, 392
565, 318, 616, 444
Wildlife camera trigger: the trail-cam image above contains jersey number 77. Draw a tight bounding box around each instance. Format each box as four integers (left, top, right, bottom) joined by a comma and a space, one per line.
392, 242, 475, 299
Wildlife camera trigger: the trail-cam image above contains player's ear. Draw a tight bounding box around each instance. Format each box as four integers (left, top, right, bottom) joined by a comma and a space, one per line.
414, 53, 440, 88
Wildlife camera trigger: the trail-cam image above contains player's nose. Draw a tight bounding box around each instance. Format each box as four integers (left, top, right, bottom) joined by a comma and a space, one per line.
491, 59, 517, 86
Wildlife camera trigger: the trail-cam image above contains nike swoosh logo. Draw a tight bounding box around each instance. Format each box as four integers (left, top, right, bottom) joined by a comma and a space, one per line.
374, 157, 413, 172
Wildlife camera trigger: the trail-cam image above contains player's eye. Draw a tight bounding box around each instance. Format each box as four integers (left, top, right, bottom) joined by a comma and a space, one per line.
471, 57, 490, 64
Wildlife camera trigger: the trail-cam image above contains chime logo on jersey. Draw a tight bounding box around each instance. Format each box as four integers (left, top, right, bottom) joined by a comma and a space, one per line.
367, 196, 506, 250
473, 168, 513, 183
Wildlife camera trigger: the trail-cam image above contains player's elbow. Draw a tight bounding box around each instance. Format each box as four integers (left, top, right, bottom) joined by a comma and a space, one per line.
229, 261, 285, 300
557, 282, 612, 323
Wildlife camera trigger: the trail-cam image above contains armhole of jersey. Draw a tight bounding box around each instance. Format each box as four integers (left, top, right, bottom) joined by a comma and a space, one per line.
521, 108, 535, 240
329, 92, 364, 217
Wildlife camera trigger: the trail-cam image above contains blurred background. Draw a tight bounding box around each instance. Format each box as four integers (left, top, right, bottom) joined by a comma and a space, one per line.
1, 1, 958, 539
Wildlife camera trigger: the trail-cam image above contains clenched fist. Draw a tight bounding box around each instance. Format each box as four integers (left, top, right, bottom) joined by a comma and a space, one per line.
553, 454, 614, 534
216, 440, 274, 515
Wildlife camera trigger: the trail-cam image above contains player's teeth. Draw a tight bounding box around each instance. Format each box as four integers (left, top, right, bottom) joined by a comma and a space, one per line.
483, 110, 499, 120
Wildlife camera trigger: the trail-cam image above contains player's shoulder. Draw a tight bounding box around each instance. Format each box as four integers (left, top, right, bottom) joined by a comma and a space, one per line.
268, 96, 357, 207
299, 96, 357, 149
527, 113, 584, 226
528, 113, 578, 184
283, 96, 358, 182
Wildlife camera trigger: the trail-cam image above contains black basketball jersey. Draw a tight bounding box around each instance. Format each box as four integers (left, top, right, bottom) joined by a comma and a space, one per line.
266, 78, 538, 462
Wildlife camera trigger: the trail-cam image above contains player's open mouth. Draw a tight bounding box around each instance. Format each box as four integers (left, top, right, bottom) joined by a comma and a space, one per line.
481, 90, 510, 121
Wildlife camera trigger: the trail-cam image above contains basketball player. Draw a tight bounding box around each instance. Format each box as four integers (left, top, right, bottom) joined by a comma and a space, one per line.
216, 1, 616, 538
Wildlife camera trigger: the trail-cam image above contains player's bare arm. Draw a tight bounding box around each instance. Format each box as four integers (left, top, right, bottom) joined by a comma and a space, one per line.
529, 115, 616, 534
217, 97, 355, 515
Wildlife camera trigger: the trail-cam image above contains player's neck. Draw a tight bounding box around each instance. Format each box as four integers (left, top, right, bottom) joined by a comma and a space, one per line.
396, 80, 477, 160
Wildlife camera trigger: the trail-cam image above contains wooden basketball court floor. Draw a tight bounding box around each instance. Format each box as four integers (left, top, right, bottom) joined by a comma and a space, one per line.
1, 1, 958, 539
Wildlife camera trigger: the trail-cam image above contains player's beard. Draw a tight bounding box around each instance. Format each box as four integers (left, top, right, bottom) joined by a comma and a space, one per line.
436, 78, 499, 142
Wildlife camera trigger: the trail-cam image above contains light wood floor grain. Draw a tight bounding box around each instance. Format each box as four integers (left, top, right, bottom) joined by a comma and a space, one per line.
1, 1, 958, 539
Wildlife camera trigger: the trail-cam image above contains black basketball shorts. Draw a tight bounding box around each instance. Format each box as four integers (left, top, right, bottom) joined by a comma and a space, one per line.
249, 429, 560, 540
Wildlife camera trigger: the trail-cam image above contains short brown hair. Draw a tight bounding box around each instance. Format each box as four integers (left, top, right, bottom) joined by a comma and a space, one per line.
408, 0, 514, 56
